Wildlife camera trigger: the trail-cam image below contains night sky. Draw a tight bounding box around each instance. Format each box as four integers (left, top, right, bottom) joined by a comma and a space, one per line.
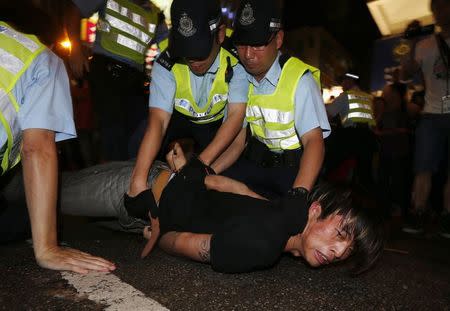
283, 0, 381, 86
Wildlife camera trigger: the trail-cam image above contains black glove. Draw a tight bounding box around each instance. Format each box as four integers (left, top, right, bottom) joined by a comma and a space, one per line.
124, 189, 159, 220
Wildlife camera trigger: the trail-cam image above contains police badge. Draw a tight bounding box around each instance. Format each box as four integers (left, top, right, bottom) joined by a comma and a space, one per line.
178, 13, 196, 37
239, 3, 255, 26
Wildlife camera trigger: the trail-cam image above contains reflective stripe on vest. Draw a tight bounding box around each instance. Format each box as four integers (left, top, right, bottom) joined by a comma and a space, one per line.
98, 0, 158, 64
343, 90, 375, 126
172, 48, 238, 124
0, 22, 45, 174
246, 57, 321, 151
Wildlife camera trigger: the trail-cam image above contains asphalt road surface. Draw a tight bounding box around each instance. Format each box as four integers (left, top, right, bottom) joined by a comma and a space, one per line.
1, 216, 449, 310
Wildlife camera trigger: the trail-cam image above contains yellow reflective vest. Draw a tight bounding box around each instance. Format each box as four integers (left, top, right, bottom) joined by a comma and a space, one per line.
246, 56, 321, 151
172, 48, 238, 124
97, 0, 158, 64
0, 22, 46, 174
343, 89, 375, 127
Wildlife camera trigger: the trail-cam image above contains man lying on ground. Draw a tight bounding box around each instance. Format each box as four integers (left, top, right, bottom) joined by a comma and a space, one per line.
127, 143, 384, 274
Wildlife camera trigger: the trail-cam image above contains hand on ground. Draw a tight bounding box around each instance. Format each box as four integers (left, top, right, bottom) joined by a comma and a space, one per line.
36, 246, 116, 274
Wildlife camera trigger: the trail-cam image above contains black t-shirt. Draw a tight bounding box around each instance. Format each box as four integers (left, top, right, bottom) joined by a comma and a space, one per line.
158, 158, 309, 273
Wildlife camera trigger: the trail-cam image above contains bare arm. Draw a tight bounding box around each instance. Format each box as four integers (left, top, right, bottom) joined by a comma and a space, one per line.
199, 103, 246, 166
292, 127, 324, 191
159, 231, 212, 263
211, 127, 246, 174
205, 175, 267, 200
21, 129, 115, 273
129, 107, 171, 196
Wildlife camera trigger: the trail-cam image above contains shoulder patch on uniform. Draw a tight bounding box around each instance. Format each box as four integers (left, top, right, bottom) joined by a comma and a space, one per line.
156, 50, 174, 71
278, 53, 291, 69
221, 37, 239, 60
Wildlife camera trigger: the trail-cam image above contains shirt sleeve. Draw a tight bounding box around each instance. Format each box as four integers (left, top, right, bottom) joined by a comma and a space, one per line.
294, 72, 331, 139
227, 63, 249, 104
210, 219, 285, 273
326, 92, 348, 118
71, 0, 105, 18
149, 60, 176, 113
16, 50, 76, 142
414, 37, 428, 68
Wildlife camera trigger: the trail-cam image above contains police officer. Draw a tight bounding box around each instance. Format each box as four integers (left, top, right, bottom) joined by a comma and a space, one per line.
0, 7, 115, 273
66, 0, 161, 161
213, 0, 330, 199
325, 73, 378, 190
126, 0, 249, 203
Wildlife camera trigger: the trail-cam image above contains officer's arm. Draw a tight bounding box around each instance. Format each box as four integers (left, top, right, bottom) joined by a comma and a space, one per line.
128, 107, 171, 196
205, 174, 267, 200
199, 102, 246, 166
159, 231, 212, 263
21, 129, 115, 273
293, 127, 324, 191
211, 125, 246, 173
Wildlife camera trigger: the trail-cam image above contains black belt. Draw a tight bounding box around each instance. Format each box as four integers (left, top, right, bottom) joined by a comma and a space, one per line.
345, 123, 370, 129
244, 137, 302, 168
93, 53, 143, 77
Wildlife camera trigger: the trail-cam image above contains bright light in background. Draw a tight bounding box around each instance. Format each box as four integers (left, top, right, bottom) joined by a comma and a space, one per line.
367, 0, 433, 36
59, 39, 71, 50
322, 86, 343, 104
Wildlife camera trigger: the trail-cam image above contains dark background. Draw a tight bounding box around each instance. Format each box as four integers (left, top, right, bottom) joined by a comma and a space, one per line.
284, 0, 381, 86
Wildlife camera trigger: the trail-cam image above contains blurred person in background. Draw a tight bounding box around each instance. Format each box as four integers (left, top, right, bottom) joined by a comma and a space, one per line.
325, 73, 378, 193
65, 0, 162, 161
400, 0, 450, 237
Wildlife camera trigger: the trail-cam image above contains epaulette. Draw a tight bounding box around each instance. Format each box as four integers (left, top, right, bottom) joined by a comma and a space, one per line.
278, 53, 291, 69
156, 50, 175, 71
221, 36, 239, 60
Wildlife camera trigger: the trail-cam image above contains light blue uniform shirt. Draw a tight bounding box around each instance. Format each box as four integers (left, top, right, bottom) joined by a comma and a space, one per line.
245, 53, 330, 139
149, 52, 249, 119
1, 49, 76, 144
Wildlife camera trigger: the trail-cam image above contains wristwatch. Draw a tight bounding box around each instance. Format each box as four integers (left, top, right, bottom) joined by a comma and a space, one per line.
287, 187, 309, 198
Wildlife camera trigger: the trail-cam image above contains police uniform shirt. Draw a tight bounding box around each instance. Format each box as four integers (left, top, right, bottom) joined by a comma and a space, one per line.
244, 52, 331, 139
326, 91, 350, 123
149, 53, 249, 117
0, 49, 76, 146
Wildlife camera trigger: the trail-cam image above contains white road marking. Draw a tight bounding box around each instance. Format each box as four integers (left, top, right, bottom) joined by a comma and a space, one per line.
61, 272, 169, 311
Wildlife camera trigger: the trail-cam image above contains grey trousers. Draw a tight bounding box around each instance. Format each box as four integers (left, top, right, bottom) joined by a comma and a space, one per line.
2, 161, 169, 231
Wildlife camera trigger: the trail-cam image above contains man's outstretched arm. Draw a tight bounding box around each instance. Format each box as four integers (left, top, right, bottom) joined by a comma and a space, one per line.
159, 231, 212, 263
21, 128, 115, 273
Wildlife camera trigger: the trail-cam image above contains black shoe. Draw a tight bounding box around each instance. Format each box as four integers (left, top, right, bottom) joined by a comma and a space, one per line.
402, 214, 424, 234
439, 213, 450, 239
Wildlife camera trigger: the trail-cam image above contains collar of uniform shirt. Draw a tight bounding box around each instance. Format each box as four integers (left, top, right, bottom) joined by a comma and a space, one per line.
204, 53, 220, 75
246, 52, 282, 88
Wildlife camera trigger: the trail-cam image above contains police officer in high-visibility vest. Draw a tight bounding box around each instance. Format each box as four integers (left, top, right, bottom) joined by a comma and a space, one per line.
0, 11, 115, 273
212, 0, 331, 199
66, 0, 163, 161
325, 73, 378, 190
125, 0, 249, 207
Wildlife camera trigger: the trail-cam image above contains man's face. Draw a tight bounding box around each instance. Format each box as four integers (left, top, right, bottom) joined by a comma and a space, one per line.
185, 26, 225, 76
236, 31, 283, 82
432, 0, 450, 29
300, 203, 354, 267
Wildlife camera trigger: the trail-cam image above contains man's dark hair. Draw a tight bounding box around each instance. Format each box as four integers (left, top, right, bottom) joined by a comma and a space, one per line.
309, 183, 384, 274
0, 0, 61, 46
